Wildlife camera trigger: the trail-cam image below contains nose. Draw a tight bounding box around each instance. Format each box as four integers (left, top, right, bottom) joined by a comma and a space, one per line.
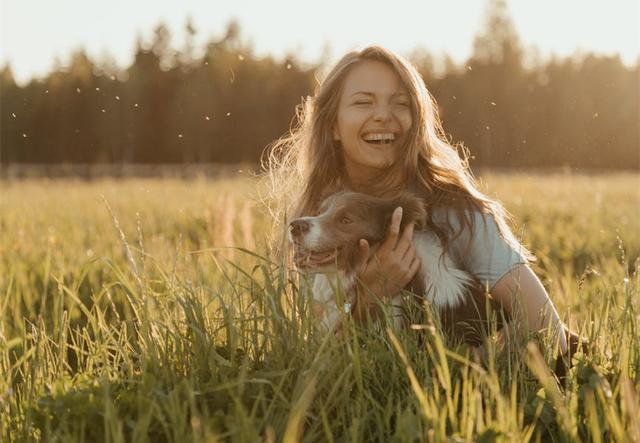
289, 219, 310, 238
372, 104, 392, 122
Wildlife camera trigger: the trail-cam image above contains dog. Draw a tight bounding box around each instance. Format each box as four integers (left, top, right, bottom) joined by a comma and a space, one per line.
288, 190, 506, 346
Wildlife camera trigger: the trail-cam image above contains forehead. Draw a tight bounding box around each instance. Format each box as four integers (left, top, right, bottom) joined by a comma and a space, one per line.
341, 60, 407, 98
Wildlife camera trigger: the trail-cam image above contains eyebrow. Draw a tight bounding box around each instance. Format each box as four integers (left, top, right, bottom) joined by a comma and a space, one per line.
350, 91, 408, 98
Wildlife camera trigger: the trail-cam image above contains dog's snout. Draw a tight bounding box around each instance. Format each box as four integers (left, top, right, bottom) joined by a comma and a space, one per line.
289, 219, 310, 238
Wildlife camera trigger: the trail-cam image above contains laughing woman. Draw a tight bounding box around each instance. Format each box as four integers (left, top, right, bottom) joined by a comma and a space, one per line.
266, 45, 582, 371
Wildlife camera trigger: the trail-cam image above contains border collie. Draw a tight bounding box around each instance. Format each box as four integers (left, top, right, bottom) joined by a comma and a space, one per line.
288, 191, 505, 345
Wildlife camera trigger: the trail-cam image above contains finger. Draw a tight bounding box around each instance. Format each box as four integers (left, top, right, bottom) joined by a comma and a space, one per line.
401, 241, 416, 263
407, 255, 421, 280
380, 207, 403, 252
395, 222, 415, 257
355, 239, 370, 273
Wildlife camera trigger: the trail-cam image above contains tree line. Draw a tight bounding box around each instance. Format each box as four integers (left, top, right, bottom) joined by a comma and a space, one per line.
1, 3, 638, 169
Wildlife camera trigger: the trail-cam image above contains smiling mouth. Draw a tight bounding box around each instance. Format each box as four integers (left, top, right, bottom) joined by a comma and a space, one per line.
361, 133, 397, 146
363, 139, 394, 146
293, 248, 339, 268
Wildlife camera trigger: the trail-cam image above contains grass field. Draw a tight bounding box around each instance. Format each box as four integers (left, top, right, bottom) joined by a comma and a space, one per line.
1, 173, 639, 442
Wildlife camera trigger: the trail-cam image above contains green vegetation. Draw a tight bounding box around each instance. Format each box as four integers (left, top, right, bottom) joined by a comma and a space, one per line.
1, 173, 638, 442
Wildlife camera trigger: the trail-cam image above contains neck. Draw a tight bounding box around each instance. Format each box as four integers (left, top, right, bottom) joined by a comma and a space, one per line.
344, 167, 406, 197
343, 163, 382, 188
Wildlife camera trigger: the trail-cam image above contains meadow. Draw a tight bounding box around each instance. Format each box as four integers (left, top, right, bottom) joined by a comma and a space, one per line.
0, 172, 638, 442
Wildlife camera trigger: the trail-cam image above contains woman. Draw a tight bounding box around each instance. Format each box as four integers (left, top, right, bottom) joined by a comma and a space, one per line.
266, 45, 574, 359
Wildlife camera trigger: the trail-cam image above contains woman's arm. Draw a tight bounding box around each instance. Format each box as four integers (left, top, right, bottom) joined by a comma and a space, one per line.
491, 264, 568, 354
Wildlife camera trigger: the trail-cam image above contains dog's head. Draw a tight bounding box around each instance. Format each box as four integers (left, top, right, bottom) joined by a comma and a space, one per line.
289, 191, 427, 273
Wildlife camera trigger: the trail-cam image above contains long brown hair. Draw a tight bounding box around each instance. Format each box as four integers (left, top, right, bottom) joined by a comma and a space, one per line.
263, 45, 531, 260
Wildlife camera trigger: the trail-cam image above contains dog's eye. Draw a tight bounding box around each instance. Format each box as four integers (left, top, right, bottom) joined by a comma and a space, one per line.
341, 216, 353, 224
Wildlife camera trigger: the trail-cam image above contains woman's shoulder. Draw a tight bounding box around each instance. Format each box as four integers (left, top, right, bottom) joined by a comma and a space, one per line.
430, 205, 523, 256
430, 204, 530, 284
430, 206, 498, 235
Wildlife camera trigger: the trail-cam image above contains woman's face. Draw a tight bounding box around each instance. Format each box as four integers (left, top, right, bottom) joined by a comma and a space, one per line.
333, 60, 413, 184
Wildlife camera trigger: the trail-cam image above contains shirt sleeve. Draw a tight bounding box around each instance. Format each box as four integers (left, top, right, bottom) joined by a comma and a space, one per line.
446, 210, 529, 290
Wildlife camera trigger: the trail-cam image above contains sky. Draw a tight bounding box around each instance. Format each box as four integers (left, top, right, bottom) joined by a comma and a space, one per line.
1, 0, 638, 85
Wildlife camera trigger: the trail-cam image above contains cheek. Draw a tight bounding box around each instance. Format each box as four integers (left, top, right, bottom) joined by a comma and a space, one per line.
397, 110, 412, 131
338, 236, 363, 271
338, 110, 367, 133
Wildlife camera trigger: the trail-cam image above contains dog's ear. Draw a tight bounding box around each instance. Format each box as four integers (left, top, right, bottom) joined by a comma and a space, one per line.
388, 193, 427, 231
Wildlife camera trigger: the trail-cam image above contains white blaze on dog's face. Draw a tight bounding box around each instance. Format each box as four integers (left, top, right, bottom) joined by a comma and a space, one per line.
289, 191, 426, 273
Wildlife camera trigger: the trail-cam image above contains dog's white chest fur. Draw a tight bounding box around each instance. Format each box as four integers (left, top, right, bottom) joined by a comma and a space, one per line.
311, 231, 474, 330
413, 231, 475, 307
311, 271, 355, 329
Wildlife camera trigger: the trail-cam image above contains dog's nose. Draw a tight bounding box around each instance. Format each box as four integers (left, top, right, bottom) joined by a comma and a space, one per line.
289, 219, 310, 238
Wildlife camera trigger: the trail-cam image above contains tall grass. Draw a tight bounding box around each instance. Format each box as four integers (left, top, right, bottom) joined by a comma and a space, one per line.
0, 173, 638, 442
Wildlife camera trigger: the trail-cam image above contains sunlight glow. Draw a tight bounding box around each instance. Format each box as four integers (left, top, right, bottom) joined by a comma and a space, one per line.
1, 0, 637, 85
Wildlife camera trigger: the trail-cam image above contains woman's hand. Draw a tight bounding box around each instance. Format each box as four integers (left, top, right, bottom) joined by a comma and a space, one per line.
352, 207, 421, 316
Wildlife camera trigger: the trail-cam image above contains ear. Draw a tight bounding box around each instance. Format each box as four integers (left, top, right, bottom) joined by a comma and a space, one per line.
389, 193, 427, 231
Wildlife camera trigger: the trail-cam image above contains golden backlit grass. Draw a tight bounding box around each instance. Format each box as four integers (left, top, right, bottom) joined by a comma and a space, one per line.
0, 173, 638, 442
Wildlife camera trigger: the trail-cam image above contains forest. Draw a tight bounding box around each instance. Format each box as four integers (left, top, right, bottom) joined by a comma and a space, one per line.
1, 3, 638, 169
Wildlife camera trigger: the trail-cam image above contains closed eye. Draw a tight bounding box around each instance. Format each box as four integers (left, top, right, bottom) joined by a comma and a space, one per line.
341, 216, 353, 224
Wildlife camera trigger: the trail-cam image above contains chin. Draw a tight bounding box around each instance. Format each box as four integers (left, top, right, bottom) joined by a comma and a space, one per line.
365, 153, 399, 170
348, 161, 393, 179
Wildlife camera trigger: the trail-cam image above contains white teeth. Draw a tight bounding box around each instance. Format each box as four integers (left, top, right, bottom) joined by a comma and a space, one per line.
363, 132, 395, 142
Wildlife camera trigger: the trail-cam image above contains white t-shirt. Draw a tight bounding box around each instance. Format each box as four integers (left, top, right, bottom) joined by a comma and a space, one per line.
431, 208, 529, 289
